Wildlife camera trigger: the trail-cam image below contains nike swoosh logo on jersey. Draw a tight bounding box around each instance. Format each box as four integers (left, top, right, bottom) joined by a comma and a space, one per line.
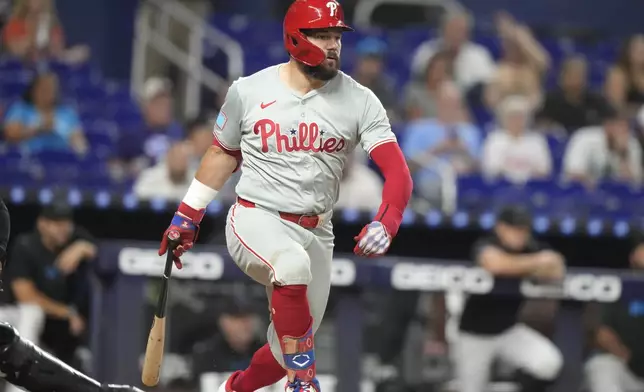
260, 100, 277, 109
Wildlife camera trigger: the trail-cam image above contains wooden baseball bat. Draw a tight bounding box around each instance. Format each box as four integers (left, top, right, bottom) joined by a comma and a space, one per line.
141, 231, 180, 387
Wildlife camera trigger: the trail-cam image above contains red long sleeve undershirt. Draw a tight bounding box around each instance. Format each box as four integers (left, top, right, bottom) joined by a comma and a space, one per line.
369, 141, 413, 238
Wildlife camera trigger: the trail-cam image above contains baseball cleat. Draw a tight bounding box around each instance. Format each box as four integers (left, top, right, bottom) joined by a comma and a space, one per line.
285, 377, 321, 392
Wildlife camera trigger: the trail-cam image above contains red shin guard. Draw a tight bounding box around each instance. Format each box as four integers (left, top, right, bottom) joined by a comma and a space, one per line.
271, 285, 316, 383
231, 344, 286, 392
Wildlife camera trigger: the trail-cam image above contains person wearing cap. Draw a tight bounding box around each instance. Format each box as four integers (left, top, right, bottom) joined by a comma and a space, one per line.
481, 95, 553, 184
352, 37, 397, 117
563, 106, 643, 186
456, 206, 565, 392
114, 76, 185, 176
0, 197, 143, 392
4, 201, 96, 366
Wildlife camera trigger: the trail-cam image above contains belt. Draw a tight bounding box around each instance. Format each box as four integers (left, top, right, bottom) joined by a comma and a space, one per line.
236, 197, 322, 229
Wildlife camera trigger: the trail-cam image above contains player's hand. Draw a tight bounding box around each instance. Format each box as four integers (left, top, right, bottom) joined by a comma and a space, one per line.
158, 204, 203, 269
353, 221, 391, 257
69, 314, 86, 336
533, 250, 565, 280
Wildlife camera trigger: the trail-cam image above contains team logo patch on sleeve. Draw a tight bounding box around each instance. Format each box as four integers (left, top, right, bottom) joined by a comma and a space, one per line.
215, 111, 228, 130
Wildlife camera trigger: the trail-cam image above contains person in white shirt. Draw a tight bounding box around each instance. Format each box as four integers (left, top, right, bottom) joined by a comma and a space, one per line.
563, 108, 643, 186
335, 150, 383, 211
410, 11, 496, 95
482, 95, 553, 184
133, 141, 196, 201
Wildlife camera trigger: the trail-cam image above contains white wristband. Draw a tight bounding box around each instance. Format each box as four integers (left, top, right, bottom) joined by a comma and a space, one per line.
182, 179, 218, 210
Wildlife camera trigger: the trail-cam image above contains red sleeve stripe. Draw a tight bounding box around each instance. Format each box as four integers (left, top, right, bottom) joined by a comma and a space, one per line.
212, 131, 242, 152
367, 138, 397, 155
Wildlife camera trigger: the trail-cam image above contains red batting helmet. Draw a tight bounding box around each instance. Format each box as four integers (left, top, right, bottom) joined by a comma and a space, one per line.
283, 0, 354, 67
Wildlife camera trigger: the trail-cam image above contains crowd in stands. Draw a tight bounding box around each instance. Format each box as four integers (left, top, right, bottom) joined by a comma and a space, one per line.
375, 10, 644, 211
2, 1, 644, 215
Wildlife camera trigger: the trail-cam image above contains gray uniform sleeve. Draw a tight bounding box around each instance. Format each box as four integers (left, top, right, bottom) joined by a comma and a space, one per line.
358, 89, 397, 155
213, 81, 244, 152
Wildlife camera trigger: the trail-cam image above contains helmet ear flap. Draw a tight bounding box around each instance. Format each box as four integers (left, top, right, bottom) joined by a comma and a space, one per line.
284, 29, 326, 67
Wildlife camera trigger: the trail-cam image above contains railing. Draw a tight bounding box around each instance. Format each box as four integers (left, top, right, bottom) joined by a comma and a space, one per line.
131, 0, 244, 119
408, 153, 458, 215
353, 0, 466, 30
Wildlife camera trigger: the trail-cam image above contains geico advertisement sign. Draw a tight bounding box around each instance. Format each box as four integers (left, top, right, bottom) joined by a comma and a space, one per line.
117, 248, 356, 284
391, 263, 494, 293
118, 248, 224, 280
521, 274, 622, 302
330, 258, 356, 286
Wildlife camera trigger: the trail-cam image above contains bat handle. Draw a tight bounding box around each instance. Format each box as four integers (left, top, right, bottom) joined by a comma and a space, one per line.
166, 230, 181, 251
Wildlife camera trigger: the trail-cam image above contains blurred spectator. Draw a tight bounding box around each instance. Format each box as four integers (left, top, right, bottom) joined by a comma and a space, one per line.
335, 150, 383, 211
402, 83, 480, 204
403, 50, 453, 121
2, 72, 88, 155
605, 34, 644, 114
192, 298, 263, 374
563, 108, 642, 186
185, 116, 214, 164
585, 240, 644, 392
537, 55, 611, 134
482, 95, 552, 184
1, 0, 88, 64
352, 37, 398, 120
410, 11, 495, 96
0, 0, 10, 29
484, 12, 550, 110
133, 141, 196, 201
113, 77, 184, 178
372, 291, 447, 392
457, 206, 564, 392
5, 202, 95, 366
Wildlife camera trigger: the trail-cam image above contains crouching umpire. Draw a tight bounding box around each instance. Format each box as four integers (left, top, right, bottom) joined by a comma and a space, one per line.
0, 197, 143, 392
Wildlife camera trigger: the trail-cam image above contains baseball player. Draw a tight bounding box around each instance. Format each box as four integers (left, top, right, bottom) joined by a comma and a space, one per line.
456, 207, 564, 392
0, 197, 143, 392
157, 1, 413, 391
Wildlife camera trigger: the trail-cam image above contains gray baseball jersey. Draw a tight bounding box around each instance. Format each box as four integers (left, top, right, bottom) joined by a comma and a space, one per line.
213, 64, 397, 214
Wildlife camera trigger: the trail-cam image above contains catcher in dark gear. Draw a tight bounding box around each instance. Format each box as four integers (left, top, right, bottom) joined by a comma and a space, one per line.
0, 197, 143, 392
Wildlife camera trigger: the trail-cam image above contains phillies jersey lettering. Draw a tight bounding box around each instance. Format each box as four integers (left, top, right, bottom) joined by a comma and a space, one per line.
213, 64, 396, 214
254, 120, 346, 154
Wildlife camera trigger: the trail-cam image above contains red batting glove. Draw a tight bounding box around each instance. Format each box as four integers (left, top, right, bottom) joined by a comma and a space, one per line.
158, 203, 206, 269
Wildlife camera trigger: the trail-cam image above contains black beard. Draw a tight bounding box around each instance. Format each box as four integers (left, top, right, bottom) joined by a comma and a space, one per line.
296, 59, 339, 81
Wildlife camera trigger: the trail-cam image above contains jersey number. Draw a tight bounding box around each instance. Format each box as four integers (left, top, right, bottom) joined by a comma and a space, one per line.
326, 1, 338, 17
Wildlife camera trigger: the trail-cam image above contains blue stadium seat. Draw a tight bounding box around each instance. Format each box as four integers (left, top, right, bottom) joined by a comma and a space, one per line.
457, 175, 495, 211
72, 84, 107, 101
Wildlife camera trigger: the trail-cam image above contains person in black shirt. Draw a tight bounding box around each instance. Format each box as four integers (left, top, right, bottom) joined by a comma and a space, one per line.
585, 240, 644, 392
0, 197, 142, 392
537, 55, 611, 134
5, 201, 96, 365
456, 206, 565, 392
192, 297, 264, 376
